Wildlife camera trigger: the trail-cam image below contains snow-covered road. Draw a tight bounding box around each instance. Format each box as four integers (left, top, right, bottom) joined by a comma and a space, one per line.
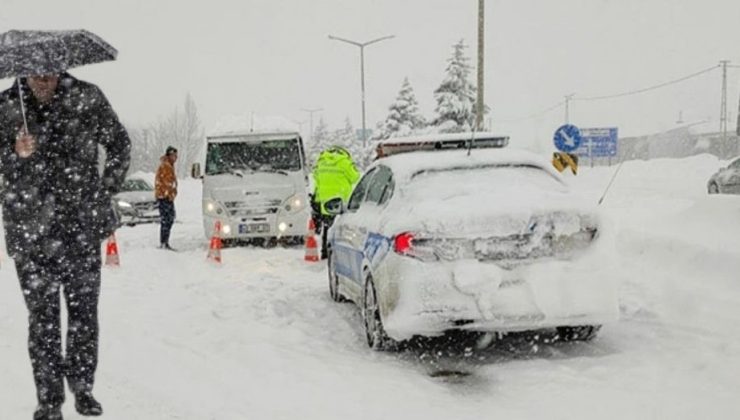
2, 155, 740, 419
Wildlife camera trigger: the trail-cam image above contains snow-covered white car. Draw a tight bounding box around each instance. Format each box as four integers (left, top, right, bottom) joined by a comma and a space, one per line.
326, 135, 618, 350
707, 156, 740, 194
113, 178, 160, 226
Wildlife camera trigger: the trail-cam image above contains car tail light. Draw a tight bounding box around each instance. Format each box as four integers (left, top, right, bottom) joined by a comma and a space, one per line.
393, 232, 415, 255
393, 232, 438, 261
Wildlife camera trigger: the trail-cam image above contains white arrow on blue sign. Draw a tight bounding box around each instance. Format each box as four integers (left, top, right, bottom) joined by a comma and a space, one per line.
553, 124, 582, 152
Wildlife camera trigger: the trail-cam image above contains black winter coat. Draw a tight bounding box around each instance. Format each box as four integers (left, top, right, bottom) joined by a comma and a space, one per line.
0, 73, 131, 257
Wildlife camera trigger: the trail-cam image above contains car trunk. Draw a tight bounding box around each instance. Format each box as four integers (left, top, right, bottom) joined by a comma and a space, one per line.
387, 165, 599, 264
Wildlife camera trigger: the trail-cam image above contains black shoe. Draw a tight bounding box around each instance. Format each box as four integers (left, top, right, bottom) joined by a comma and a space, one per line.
34, 404, 63, 420
74, 392, 102, 416
160, 243, 177, 251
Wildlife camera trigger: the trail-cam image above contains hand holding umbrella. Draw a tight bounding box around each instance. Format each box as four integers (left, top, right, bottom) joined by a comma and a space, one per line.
15, 131, 36, 158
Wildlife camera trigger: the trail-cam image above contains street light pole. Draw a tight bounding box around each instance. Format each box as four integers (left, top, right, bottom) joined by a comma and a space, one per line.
328, 34, 395, 148
360, 46, 366, 147
301, 107, 323, 145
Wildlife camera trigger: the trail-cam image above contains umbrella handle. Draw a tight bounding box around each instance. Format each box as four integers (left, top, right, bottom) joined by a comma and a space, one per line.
17, 78, 29, 134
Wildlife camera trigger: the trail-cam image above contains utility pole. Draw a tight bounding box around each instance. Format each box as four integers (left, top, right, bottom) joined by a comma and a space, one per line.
328, 34, 395, 148
564, 94, 575, 124
475, 0, 485, 131
737, 86, 740, 136
735, 66, 740, 137
301, 108, 323, 145
720, 60, 730, 143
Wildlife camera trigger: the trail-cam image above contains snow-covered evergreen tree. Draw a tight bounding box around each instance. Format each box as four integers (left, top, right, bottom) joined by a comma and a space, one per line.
308, 117, 332, 165
433, 39, 477, 132
376, 77, 426, 140
331, 117, 359, 156
332, 117, 376, 170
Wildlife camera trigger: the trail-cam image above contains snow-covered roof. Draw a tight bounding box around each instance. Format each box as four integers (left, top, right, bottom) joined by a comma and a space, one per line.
208, 114, 300, 137
372, 147, 562, 183
207, 131, 300, 143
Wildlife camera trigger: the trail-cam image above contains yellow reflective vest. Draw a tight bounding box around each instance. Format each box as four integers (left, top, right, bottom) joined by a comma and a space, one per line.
312, 150, 360, 214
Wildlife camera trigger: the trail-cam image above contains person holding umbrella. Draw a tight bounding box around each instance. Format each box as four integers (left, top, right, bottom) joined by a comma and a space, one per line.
0, 30, 130, 420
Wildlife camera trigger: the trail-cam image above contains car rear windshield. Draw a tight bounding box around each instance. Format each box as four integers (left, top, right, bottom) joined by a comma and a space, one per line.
121, 179, 152, 192
405, 164, 565, 198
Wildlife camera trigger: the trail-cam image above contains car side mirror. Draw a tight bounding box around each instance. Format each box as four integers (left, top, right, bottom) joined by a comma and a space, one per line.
191, 163, 202, 179
324, 197, 345, 215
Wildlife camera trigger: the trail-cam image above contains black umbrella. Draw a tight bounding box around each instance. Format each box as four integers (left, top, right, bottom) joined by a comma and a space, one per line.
0, 29, 117, 133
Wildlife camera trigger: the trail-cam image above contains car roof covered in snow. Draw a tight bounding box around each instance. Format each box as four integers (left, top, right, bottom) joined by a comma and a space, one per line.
206, 131, 300, 142
207, 114, 300, 138
370, 147, 562, 182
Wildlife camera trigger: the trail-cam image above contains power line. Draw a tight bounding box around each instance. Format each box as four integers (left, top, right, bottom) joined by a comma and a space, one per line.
494, 63, 727, 125
495, 100, 565, 123
575, 65, 720, 102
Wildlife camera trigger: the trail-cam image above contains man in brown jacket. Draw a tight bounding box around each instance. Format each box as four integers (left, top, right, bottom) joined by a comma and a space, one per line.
155, 146, 178, 249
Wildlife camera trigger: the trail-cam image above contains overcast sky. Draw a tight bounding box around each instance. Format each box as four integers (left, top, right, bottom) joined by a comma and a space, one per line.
2, 0, 740, 151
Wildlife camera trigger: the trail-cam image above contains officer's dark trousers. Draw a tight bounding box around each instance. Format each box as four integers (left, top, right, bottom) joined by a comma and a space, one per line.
14, 243, 101, 405
158, 198, 175, 245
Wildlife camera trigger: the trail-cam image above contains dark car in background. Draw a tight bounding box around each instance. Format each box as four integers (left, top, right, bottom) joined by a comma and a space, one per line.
113, 178, 159, 226
707, 157, 740, 195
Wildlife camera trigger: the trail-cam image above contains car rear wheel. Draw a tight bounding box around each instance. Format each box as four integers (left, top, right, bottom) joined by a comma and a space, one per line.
708, 183, 719, 194
327, 252, 346, 303
363, 276, 397, 351
556, 325, 601, 342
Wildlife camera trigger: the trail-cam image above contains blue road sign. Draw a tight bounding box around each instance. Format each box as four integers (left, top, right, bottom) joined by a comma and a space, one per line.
553, 124, 582, 152
575, 127, 618, 158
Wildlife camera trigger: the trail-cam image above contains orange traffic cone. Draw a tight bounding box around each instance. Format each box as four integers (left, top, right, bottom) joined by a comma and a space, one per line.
105, 234, 120, 267
207, 221, 223, 264
304, 218, 320, 263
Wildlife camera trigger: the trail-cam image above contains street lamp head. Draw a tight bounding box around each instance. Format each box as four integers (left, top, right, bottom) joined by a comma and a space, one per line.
328, 34, 395, 47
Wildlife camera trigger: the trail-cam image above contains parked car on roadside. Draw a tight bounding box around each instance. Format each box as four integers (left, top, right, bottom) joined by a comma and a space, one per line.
113, 178, 160, 226
707, 156, 740, 194
325, 133, 619, 350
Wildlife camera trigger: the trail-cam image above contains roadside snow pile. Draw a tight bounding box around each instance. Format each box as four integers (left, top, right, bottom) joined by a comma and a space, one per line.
572, 154, 739, 255
570, 153, 722, 201
574, 154, 740, 337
